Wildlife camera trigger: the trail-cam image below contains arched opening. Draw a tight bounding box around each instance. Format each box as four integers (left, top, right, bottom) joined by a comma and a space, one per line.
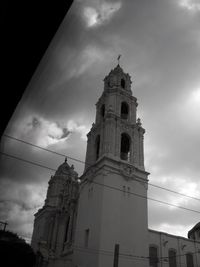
121, 102, 129, 120
101, 104, 105, 118
168, 249, 177, 267
186, 253, 194, 267
120, 133, 130, 161
121, 78, 125, 88
149, 246, 158, 267
95, 135, 100, 160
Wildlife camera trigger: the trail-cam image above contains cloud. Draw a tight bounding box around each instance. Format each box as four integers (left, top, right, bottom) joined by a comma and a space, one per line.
179, 0, 200, 11
154, 223, 192, 237
182, 88, 200, 126
10, 114, 89, 148
19, 116, 70, 147
0, 179, 46, 240
65, 45, 113, 80
83, 1, 121, 27
67, 120, 89, 140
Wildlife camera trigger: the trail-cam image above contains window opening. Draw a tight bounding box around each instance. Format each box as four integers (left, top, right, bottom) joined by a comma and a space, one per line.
127, 187, 130, 197
120, 133, 130, 161
95, 135, 100, 160
169, 249, 177, 267
84, 229, 89, 247
121, 102, 129, 120
101, 104, 105, 118
186, 253, 194, 267
121, 78, 125, 88
149, 246, 158, 267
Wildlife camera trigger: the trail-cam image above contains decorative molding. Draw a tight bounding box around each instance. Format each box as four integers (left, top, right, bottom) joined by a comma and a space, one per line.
181, 244, 186, 250
163, 240, 168, 247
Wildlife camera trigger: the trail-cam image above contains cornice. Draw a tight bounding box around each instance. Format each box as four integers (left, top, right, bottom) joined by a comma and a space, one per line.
81, 155, 149, 184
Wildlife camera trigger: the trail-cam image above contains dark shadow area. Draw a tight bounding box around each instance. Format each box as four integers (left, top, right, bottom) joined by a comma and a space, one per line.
121, 102, 129, 120
95, 135, 100, 160
120, 133, 130, 161
0, 230, 36, 267
1, 0, 74, 138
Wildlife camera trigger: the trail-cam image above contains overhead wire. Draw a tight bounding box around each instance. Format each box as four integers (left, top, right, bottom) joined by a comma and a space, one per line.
1, 151, 200, 215
3, 134, 200, 203
3, 134, 85, 165
2, 135, 200, 262
27, 235, 200, 263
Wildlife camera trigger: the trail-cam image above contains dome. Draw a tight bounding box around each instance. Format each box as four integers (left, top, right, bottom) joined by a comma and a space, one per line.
55, 158, 78, 180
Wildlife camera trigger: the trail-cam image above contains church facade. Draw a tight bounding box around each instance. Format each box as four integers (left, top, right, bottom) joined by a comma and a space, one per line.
31, 65, 200, 267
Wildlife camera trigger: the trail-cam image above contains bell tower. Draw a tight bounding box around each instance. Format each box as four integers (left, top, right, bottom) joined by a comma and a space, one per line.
85, 64, 145, 170
74, 64, 149, 267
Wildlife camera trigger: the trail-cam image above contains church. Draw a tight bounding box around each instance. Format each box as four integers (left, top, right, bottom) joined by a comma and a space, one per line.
31, 64, 200, 267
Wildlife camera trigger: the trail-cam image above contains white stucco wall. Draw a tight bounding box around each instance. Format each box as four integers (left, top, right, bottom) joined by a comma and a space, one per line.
73, 156, 149, 267
148, 229, 200, 267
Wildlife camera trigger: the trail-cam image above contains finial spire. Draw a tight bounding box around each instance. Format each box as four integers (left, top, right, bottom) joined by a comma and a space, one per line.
65, 157, 67, 163
117, 54, 121, 65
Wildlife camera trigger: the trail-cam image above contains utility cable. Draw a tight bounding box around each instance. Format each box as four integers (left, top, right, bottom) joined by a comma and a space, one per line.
3, 134, 200, 202
3, 134, 86, 165
1, 151, 200, 215
30, 235, 200, 262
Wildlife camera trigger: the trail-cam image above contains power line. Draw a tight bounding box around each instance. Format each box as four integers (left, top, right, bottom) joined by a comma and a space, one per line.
148, 182, 200, 202
36, 238, 149, 262
32, 234, 148, 261
1, 151, 200, 215
89, 179, 200, 214
3, 134, 86, 165
3, 134, 200, 202
3, 235, 199, 266
0, 151, 56, 172
31, 235, 200, 263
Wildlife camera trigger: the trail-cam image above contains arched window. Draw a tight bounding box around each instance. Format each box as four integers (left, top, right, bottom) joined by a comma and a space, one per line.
120, 133, 130, 161
149, 246, 158, 267
95, 135, 100, 160
169, 249, 177, 267
121, 102, 129, 120
121, 78, 125, 88
186, 253, 194, 267
101, 104, 105, 118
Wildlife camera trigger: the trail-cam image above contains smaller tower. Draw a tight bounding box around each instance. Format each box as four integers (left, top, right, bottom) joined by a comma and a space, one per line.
31, 159, 79, 267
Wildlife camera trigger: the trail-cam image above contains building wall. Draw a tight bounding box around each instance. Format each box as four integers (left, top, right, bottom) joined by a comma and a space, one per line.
148, 229, 200, 267
73, 156, 149, 267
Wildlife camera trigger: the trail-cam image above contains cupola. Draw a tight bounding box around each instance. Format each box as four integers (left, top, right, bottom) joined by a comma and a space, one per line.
103, 64, 132, 93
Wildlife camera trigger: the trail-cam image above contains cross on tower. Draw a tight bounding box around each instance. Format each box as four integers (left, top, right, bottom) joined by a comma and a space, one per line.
117, 54, 121, 65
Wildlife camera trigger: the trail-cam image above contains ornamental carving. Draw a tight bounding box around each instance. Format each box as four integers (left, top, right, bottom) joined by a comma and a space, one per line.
120, 165, 147, 188
120, 122, 132, 132
120, 165, 136, 179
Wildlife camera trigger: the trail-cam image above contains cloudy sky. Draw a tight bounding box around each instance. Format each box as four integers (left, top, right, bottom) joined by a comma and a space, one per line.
1, 0, 200, 242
